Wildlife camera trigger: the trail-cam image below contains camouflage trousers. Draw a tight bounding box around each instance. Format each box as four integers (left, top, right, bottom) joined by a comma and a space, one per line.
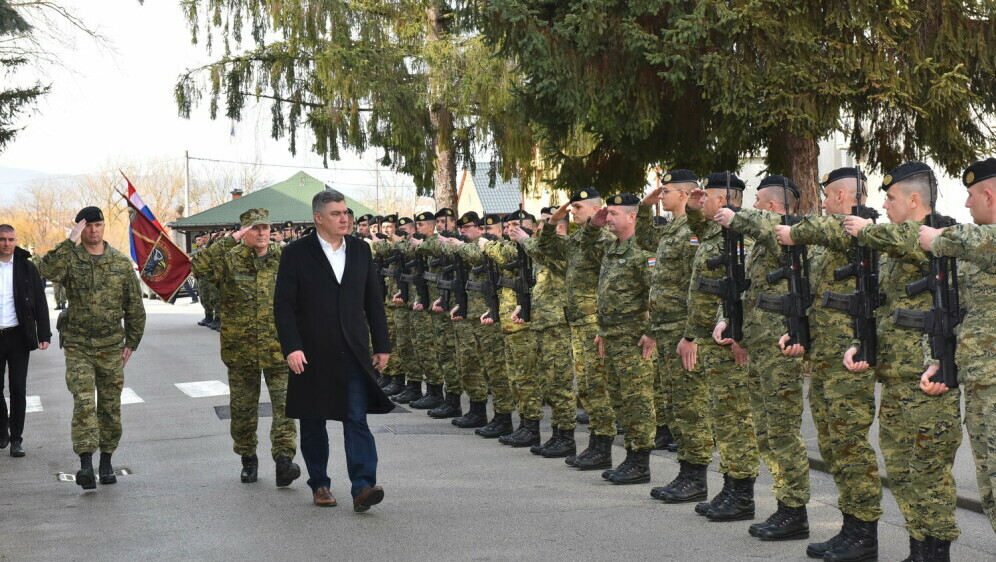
697, 342, 759, 479
744, 327, 810, 507
486, 327, 515, 414
878, 372, 962, 541
410, 311, 439, 384
663, 331, 714, 466
602, 330, 656, 451
53, 282, 66, 307
434, 312, 460, 394
528, 325, 576, 430
198, 279, 219, 317
964, 381, 996, 532
452, 319, 491, 403
381, 307, 400, 377
808, 329, 882, 522
227, 366, 297, 461
64, 345, 124, 455
504, 329, 538, 420
570, 322, 615, 437
390, 307, 417, 380
652, 326, 682, 431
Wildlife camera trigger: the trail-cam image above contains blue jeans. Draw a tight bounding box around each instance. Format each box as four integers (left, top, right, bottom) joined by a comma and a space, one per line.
299, 354, 378, 499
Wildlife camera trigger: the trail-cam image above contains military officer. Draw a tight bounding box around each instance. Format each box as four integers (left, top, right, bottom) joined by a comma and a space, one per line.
406, 211, 447, 409
356, 214, 373, 239
39, 206, 147, 490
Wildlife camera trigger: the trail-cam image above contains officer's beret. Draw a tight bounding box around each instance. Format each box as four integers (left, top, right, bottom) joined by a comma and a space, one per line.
606, 193, 641, 206
75, 206, 104, 224
569, 188, 601, 203
660, 169, 699, 184
457, 211, 481, 226
414, 211, 435, 222
357, 214, 374, 223
435, 208, 455, 219
881, 162, 931, 191
482, 213, 502, 226
396, 216, 413, 227
703, 172, 746, 191
757, 175, 800, 198
382, 213, 398, 224
282, 221, 294, 229
371, 216, 383, 226
239, 208, 270, 227
963, 158, 996, 188
539, 206, 553, 215
820, 167, 867, 186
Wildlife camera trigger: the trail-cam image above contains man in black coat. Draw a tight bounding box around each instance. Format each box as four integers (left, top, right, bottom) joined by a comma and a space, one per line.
274, 189, 393, 511
0, 225, 52, 457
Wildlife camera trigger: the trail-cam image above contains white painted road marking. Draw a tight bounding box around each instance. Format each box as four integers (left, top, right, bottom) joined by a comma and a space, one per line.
174, 380, 230, 398
120, 388, 144, 404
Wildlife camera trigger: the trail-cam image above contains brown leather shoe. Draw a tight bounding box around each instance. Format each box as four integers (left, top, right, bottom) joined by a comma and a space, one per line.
353, 485, 384, 513
313, 487, 337, 507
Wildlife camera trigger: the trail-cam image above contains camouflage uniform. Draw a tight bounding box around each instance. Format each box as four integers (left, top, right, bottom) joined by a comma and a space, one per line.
53, 281, 67, 308
520, 237, 576, 431
192, 245, 219, 318
190, 236, 296, 461
583, 225, 656, 451
634, 206, 710, 465
537, 220, 616, 438
39, 239, 146, 455
857, 221, 962, 541
404, 238, 440, 386
418, 235, 460, 393
729, 208, 810, 508
685, 208, 759, 479
789, 215, 883, 522
372, 238, 403, 378
931, 223, 996, 531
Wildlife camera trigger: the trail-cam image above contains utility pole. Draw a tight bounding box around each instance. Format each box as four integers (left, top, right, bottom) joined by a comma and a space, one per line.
184, 150, 191, 217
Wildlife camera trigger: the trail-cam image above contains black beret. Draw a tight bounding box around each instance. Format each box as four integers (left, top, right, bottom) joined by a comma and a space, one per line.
963, 158, 996, 188
606, 193, 641, 206
435, 208, 455, 218
346, 208, 355, 216
569, 188, 601, 203
414, 211, 435, 222
757, 175, 799, 198
357, 214, 374, 223
282, 221, 294, 229
660, 169, 699, 184
820, 167, 867, 186
882, 162, 931, 191
482, 213, 502, 226
457, 211, 481, 226
382, 214, 398, 224
539, 206, 553, 215
231, 223, 242, 231
703, 172, 746, 191
75, 206, 104, 224
396, 216, 413, 227
653, 216, 669, 226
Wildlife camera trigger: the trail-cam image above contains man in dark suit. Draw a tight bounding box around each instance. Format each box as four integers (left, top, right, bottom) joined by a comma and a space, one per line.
274, 189, 394, 511
0, 225, 52, 457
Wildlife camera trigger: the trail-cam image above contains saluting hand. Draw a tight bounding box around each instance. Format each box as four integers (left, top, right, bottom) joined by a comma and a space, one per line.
287, 350, 308, 374
686, 189, 707, 211
589, 207, 609, 228
69, 219, 86, 243
642, 186, 663, 206
232, 225, 253, 241
918, 225, 944, 251
549, 201, 571, 222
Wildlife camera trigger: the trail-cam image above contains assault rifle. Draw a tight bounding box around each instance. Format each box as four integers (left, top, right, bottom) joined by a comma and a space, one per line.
696, 171, 748, 342
498, 229, 535, 322
467, 233, 501, 322
821, 166, 883, 366
891, 171, 962, 387
433, 231, 469, 318
381, 248, 409, 303
756, 178, 812, 348
403, 233, 431, 307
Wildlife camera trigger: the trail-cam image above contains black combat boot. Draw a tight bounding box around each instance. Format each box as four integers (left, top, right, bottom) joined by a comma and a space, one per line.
822, 516, 877, 562
806, 514, 854, 558
409, 383, 444, 409
603, 448, 636, 480
500, 417, 541, 447
566, 430, 595, 467
901, 536, 927, 562
76, 452, 96, 490
696, 473, 732, 515
653, 425, 675, 451
275, 456, 301, 487
706, 476, 755, 521
609, 449, 651, 485
393, 381, 422, 404
922, 536, 951, 562
197, 315, 211, 326
541, 428, 576, 458
475, 413, 513, 438
755, 501, 809, 541
382, 375, 405, 397
240, 454, 258, 483
452, 401, 488, 428
377, 371, 392, 389
575, 434, 613, 471
428, 392, 462, 419
98, 452, 117, 485
653, 460, 708, 503
615, 421, 624, 435
207, 316, 221, 331
531, 427, 561, 455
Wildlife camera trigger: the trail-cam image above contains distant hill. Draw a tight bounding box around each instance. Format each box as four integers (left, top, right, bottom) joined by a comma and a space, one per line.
0, 166, 66, 204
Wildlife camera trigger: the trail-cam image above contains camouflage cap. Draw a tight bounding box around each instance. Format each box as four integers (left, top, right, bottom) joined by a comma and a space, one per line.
239, 208, 270, 227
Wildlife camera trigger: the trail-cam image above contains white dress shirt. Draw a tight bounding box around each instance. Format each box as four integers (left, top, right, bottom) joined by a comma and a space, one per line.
0, 259, 18, 328
318, 234, 346, 283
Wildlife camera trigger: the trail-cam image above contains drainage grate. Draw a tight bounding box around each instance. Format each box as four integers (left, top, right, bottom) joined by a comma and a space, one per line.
56, 468, 132, 482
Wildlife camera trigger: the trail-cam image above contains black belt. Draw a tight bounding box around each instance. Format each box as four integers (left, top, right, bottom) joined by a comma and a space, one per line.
0, 326, 19, 334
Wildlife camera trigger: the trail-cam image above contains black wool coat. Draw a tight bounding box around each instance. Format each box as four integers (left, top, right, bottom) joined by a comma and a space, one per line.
273, 232, 394, 420
10, 247, 51, 350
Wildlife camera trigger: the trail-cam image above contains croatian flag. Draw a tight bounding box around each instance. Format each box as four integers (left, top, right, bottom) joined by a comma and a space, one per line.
124, 175, 166, 262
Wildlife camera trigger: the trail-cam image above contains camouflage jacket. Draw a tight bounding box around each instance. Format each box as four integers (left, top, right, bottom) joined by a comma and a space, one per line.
634, 206, 696, 337
729, 208, 791, 345
451, 239, 497, 323
39, 239, 146, 350
372, 238, 402, 309
575, 223, 652, 338
683, 209, 726, 342
415, 233, 443, 307
484, 239, 529, 334
931, 223, 996, 384
537, 219, 613, 326
190, 236, 284, 369
520, 237, 567, 332
788, 215, 856, 344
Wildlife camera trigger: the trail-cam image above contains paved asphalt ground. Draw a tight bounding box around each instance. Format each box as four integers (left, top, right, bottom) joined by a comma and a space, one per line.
0, 295, 993, 561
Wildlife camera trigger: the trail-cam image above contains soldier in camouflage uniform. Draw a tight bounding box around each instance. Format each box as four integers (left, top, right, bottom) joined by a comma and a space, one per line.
385, 216, 422, 400
578, 194, 657, 485
715, 175, 812, 540
539, 189, 617, 471
402, 212, 444, 406
777, 168, 883, 560
39, 206, 146, 490
190, 208, 300, 488
192, 233, 219, 327
921, 158, 996, 534
679, 174, 760, 521
372, 215, 403, 391
52, 280, 67, 309
840, 163, 962, 559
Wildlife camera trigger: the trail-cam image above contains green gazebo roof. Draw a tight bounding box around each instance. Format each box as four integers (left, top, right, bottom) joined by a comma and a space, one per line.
168, 171, 375, 231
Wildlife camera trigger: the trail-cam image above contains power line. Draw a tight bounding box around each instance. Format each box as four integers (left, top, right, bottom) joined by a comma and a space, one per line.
188, 155, 384, 174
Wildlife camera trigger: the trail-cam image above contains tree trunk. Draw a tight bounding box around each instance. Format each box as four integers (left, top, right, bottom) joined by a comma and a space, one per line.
425, 5, 458, 212
783, 134, 821, 215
